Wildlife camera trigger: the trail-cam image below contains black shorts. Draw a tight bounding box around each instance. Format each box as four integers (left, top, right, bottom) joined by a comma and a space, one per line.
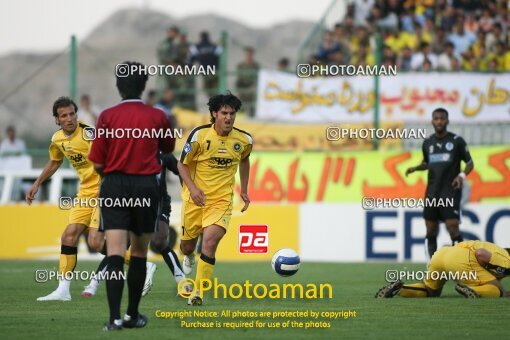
99, 172, 160, 235
159, 194, 171, 224
423, 196, 461, 222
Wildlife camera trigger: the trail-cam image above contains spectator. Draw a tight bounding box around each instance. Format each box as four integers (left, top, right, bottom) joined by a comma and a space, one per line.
478, 8, 495, 33
157, 26, 180, 90
175, 31, 196, 110
277, 57, 290, 72
79, 94, 98, 126
351, 44, 375, 66
333, 23, 351, 57
411, 42, 438, 70
145, 90, 158, 107
157, 26, 179, 66
472, 30, 487, 57
154, 89, 178, 129
317, 31, 342, 63
487, 58, 499, 72
397, 46, 413, 71
236, 47, 260, 116
450, 57, 462, 71
421, 58, 433, 72
154, 89, 175, 119
189, 31, 222, 98
439, 5, 458, 32
461, 47, 477, 70
448, 20, 476, 55
430, 26, 449, 54
486, 23, 506, 53
493, 42, 507, 70
351, 26, 372, 55
353, 0, 375, 26
463, 13, 479, 34
382, 44, 397, 65
438, 42, 460, 71
329, 50, 346, 66
0, 125, 26, 157
369, 4, 398, 31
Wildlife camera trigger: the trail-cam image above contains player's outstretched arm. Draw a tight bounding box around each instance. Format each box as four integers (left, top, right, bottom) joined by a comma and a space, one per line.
405, 162, 427, 177
239, 157, 250, 212
26, 159, 63, 205
177, 161, 205, 206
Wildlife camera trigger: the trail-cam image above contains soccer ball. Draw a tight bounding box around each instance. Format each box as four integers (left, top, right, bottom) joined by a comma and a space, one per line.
271, 248, 300, 277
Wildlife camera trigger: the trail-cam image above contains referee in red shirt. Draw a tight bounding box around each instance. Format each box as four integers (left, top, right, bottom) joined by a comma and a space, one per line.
89, 61, 175, 331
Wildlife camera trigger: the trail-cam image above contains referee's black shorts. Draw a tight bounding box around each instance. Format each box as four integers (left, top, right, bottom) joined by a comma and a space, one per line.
99, 172, 160, 235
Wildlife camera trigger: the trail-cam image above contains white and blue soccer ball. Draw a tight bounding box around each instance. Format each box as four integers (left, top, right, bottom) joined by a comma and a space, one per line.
271, 248, 300, 277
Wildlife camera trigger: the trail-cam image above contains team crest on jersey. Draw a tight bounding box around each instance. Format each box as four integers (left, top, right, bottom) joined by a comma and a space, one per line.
446, 142, 454, 151
429, 145, 434, 153
233, 143, 241, 152
183, 143, 191, 155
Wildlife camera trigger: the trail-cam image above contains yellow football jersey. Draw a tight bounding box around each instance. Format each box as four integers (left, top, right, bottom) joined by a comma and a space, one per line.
457, 240, 510, 278
49, 122, 100, 197
180, 124, 253, 203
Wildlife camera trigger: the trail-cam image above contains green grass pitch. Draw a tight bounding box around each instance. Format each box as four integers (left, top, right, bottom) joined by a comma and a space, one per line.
1, 260, 509, 339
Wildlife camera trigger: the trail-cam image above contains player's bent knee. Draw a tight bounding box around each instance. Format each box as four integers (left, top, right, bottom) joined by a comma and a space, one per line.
180, 240, 196, 255
61, 228, 81, 246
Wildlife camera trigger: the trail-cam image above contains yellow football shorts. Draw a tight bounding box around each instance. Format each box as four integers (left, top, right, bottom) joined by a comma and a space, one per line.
180, 200, 232, 241
424, 245, 497, 290
68, 192, 100, 229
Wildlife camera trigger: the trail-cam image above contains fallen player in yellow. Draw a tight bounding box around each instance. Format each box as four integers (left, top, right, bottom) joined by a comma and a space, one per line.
376, 240, 510, 298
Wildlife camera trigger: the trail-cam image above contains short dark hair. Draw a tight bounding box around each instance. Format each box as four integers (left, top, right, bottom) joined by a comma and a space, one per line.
432, 107, 449, 118
207, 92, 242, 123
116, 61, 148, 100
53, 96, 78, 117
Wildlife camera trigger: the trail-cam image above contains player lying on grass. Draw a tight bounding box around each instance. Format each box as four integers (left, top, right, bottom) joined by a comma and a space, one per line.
376, 240, 510, 298
26, 97, 105, 301
82, 152, 187, 297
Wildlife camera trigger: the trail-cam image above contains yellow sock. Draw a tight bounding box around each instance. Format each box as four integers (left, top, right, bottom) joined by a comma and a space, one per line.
124, 249, 131, 265
195, 254, 215, 295
399, 283, 428, 297
470, 284, 501, 297
59, 245, 77, 274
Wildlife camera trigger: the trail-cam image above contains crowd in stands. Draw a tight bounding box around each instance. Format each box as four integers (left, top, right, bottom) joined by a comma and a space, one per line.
156, 27, 260, 115
313, 0, 510, 72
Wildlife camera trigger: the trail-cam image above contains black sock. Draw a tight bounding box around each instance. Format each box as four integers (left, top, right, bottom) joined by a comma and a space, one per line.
425, 236, 437, 259
61, 245, 78, 271
161, 246, 184, 276
451, 234, 464, 245
106, 255, 124, 323
126, 256, 147, 319
100, 244, 107, 256
96, 256, 108, 274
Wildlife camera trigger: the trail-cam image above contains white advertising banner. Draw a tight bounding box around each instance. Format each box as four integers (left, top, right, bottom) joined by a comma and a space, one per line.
299, 203, 510, 262
256, 70, 510, 123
